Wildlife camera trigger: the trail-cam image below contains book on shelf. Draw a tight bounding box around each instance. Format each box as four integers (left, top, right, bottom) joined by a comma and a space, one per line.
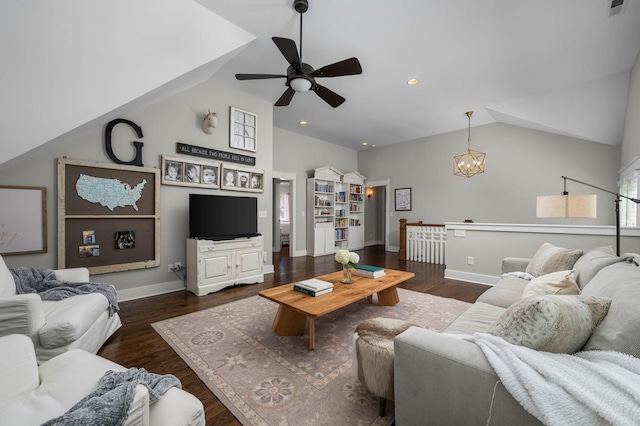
353, 265, 385, 278
294, 285, 333, 297
296, 278, 334, 291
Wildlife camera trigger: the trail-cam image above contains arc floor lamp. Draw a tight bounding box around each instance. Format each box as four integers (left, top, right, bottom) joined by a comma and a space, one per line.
537, 176, 640, 256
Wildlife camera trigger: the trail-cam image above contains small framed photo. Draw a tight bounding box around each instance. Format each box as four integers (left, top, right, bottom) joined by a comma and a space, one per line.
79, 245, 100, 257
237, 171, 250, 188
230, 106, 257, 152
250, 173, 263, 190
395, 188, 412, 211
184, 163, 201, 184
201, 165, 218, 186
221, 165, 264, 193
164, 160, 183, 182
115, 231, 135, 249
222, 168, 238, 188
82, 230, 95, 244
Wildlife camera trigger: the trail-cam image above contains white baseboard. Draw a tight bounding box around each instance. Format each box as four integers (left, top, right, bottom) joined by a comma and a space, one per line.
444, 269, 500, 286
387, 245, 399, 253
117, 268, 275, 301
117, 280, 186, 302
365, 240, 384, 247
293, 249, 307, 257
263, 265, 275, 274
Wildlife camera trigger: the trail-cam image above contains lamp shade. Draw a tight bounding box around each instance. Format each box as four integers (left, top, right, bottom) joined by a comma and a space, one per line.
536, 194, 597, 218
290, 77, 312, 93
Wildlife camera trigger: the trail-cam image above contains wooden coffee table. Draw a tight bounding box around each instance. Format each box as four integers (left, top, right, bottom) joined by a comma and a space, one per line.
258, 268, 415, 349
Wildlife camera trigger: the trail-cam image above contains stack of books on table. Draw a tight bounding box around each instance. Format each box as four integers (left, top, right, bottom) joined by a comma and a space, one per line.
293, 279, 334, 297
353, 265, 386, 278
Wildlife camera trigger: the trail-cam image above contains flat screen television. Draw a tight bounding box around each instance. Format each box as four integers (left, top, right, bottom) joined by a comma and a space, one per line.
189, 194, 259, 240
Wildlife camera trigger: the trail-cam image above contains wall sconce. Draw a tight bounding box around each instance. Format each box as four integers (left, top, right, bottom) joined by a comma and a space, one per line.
366, 187, 373, 198
202, 110, 218, 134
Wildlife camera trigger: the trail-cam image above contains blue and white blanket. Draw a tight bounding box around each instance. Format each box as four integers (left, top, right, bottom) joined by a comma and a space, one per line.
11, 267, 119, 315
41, 368, 181, 426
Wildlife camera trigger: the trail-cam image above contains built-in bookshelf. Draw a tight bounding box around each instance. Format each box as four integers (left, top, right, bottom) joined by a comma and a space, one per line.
344, 172, 366, 251
306, 167, 366, 256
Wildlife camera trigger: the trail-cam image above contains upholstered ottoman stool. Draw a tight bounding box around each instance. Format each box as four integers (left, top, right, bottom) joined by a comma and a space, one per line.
354, 317, 414, 416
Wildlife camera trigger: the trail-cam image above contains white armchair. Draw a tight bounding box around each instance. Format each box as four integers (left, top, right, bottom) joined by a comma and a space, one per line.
0, 334, 205, 426
0, 255, 121, 364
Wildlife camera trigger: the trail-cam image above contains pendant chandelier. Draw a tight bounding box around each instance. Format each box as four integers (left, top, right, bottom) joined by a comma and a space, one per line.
453, 111, 486, 178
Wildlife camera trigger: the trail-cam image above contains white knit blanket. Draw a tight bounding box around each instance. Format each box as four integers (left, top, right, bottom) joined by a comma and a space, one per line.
466, 333, 640, 426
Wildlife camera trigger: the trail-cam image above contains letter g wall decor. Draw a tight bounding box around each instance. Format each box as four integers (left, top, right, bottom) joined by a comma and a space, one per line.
104, 119, 145, 166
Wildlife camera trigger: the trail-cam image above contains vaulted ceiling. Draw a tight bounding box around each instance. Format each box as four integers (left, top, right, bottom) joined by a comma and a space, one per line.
1, 0, 639, 168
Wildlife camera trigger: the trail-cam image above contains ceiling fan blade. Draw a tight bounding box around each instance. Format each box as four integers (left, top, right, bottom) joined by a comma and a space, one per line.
275, 87, 296, 107
313, 84, 345, 108
313, 57, 362, 78
235, 74, 286, 80
272, 37, 301, 68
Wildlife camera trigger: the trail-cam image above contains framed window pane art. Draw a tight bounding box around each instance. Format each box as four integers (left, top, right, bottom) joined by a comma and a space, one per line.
230, 106, 257, 152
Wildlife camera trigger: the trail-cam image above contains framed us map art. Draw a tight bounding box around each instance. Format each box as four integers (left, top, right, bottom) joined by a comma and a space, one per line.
230, 106, 257, 152
57, 158, 160, 274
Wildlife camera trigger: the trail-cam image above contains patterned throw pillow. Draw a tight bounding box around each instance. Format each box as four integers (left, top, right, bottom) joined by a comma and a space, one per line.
487, 295, 611, 354
522, 270, 580, 298
525, 243, 583, 277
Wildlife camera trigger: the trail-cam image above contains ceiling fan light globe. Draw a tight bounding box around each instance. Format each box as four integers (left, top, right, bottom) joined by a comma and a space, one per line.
290, 78, 312, 93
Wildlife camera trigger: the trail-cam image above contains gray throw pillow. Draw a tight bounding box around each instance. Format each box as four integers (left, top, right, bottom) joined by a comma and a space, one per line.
487, 295, 611, 354
581, 260, 640, 357
572, 246, 626, 289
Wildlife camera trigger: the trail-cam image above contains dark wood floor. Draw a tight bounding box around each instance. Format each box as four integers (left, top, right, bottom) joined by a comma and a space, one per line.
97, 245, 490, 425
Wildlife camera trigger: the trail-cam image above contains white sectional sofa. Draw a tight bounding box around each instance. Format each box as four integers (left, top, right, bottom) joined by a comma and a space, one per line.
394, 245, 640, 425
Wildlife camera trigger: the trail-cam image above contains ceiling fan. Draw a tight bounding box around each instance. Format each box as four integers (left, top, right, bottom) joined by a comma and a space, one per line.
235, 0, 362, 108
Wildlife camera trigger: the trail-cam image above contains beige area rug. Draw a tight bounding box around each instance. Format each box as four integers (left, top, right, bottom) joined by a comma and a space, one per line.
152, 288, 470, 426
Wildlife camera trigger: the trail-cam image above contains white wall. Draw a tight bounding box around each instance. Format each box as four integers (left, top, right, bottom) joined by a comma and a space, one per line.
0, 80, 273, 299
273, 128, 357, 255
358, 123, 621, 249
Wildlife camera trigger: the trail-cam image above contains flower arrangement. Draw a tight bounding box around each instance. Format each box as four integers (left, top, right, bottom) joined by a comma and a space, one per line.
335, 249, 360, 268
335, 249, 359, 283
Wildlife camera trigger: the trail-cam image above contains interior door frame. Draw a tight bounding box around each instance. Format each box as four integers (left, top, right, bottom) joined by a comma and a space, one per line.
272, 171, 298, 256
365, 179, 391, 250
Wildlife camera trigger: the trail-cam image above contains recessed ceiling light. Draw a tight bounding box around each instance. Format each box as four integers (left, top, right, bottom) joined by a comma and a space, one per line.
299, 120, 308, 125
407, 78, 419, 85
362, 142, 368, 146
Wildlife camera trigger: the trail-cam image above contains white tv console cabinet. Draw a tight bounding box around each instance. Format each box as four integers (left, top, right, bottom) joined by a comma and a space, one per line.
186, 236, 264, 296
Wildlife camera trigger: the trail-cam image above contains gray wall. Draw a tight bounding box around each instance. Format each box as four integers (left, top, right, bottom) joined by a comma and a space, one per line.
622, 52, 640, 164
272, 127, 357, 254
358, 123, 621, 248
0, 80, 274, 298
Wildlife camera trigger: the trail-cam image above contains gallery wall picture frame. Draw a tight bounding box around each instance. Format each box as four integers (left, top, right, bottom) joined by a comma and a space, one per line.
395, 187, 412, 211
221, 163, 264, 193
0, 185, 47, 255
230, 106, 257, 153
57, 158, 160, 274
161, 155, 220, 189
